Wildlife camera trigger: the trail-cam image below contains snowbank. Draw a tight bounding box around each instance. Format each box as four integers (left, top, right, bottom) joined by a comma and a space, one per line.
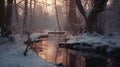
67, 33, 120, 47
63, 33, 120, 58
0, 35, 56, 67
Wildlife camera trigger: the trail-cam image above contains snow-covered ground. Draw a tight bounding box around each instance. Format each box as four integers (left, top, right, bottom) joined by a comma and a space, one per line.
67, 33, 120, 47
0, 35, 56, 67
65, 33, 120, 57
1, 32, 120, 67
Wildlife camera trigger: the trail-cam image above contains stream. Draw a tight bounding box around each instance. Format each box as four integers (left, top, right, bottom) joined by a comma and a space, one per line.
31, 32, 67, 65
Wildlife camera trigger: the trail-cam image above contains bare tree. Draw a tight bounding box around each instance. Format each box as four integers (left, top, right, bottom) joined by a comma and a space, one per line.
4, 0, 13, 37
29, 0, 33, 30
0, 0, 13, 37
54, 0, 62, 31
75, 0, 108, 33
69, 0, 82, 35
23, 0, 28, 33
33, 0, 36, 21
14, 0, 19, 23
0, 0, 5, 36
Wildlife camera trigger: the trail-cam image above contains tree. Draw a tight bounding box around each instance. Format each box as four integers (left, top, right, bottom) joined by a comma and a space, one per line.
69, 0, 82, 35
5, 0, 13, 37
75, 0, 108, 34
54, 0, 62, 31
0, 0, 5, 36
23, 0, 28, 33
0, 0, 13, 37
14, 0, 19, 23
29, 0, 33, 30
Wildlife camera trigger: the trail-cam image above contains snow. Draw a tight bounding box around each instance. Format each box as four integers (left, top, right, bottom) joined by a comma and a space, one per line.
67, 33, 120, 47
30, 33, 48, 41
0, 35, 56, 67
64, 33, 120, 58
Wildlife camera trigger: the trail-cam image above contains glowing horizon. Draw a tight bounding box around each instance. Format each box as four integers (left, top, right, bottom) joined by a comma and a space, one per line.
16, 0, 63, 15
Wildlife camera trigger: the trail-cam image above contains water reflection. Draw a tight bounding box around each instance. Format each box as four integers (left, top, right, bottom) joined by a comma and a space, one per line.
34, 33, 66, 64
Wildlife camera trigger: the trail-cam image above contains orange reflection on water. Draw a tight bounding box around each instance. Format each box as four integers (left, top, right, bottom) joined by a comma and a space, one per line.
37, 34, 66, 64
38, 40, 57, 62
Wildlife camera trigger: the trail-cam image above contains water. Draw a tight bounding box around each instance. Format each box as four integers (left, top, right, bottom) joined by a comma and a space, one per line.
32, 33, 66, 65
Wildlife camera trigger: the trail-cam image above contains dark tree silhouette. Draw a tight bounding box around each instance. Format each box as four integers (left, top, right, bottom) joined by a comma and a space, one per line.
0, 0, 13, 37
0, 0, 5, 36
5, 0, 13, 37
75, 0, 108, 34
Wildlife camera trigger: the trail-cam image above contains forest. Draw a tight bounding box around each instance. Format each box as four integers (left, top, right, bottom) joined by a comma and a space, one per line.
0, 0, 119, 36
0, 0, 120, 67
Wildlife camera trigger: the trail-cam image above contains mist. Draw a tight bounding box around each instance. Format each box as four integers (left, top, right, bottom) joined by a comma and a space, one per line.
11, 0, 67, 33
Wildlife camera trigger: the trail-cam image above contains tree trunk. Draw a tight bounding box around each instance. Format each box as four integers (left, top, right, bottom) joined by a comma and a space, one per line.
75, 0, 108, 33
75, 0, 87, 20
29, 0, 33, 30
33, 0, 36, 21
55, 0, 62, 31
23, 0, 28, 33
4, 0, 13, 37
0, 0, 5, 36
14, 0, 19, 23
69, 0, 81, 35
88, 0, 108, 33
